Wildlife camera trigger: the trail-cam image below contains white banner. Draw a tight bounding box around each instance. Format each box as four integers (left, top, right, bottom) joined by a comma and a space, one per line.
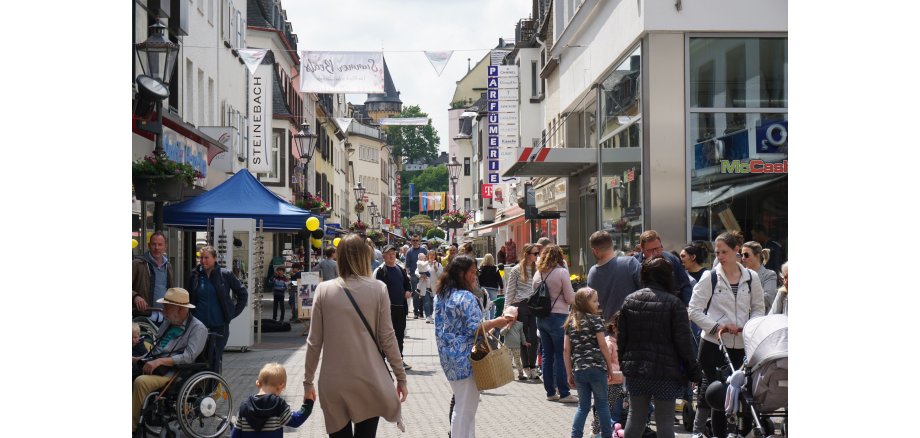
377, 117, 429, 126
238, 49, 269, 76
300, 51, 384, 93
334, 118, 353, 132
424, 50, 453, 76
248, 62, 272, 172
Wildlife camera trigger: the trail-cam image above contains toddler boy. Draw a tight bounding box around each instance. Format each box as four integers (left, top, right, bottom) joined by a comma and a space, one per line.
230, 362, 314, 437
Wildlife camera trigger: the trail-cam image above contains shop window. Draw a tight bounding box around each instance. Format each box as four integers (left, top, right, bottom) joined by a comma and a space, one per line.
688, 37, 788, 266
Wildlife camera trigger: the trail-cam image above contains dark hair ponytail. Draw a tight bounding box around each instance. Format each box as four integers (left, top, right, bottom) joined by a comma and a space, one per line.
640, 257, 676, 293
682, 242, 708, 263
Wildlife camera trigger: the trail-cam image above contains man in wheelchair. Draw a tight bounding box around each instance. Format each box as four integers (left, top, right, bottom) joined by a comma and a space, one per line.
132, 287, 208, 434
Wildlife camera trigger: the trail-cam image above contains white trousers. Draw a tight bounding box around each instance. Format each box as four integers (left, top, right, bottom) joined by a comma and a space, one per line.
449, 376, 480, 438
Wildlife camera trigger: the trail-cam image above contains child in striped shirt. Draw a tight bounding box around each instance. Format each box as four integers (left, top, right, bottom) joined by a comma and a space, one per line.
231, 363, 314, 437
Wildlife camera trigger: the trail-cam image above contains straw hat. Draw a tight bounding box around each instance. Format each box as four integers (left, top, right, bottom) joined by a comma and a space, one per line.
156, 287, 196, 308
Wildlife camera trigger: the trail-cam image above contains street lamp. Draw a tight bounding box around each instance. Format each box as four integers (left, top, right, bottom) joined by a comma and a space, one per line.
369, 201, 379, 218
294, 122, 318, 201
135, 20, 180, 232
447, 155, 462, 243
353, 182, 366, 223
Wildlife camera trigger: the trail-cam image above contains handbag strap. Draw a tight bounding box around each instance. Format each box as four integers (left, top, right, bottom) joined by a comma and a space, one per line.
339, 279, 393, 378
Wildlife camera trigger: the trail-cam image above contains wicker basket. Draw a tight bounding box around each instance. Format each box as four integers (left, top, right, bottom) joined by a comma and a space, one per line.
469, 326, 514, 391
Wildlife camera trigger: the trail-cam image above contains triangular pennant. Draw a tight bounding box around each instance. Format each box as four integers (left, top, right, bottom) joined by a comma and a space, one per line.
424, 51, 453, 76
238, 49, 269, 75
334, 118, 353, 132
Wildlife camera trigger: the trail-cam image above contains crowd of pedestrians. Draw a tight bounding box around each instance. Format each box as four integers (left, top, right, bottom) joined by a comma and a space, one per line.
132, 224, 786, 438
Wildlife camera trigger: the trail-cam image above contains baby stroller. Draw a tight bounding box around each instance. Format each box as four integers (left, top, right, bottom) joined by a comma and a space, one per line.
706, 314, 788, 437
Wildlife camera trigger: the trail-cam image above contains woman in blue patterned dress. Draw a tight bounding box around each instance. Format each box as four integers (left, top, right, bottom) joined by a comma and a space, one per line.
434, 256, 513, 438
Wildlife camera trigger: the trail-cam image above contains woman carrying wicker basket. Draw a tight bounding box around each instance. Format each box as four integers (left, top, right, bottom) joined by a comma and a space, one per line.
434, 255, 512, 438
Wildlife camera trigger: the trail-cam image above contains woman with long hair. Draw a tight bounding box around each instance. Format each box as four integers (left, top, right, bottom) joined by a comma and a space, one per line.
303, 234, 409, 438
741, 241, 778, 313
688, 232, 765, 438
504, 243, 542, 380
617, 258, 700, 438
533, 245, 577, 403
435, 256, 512, 438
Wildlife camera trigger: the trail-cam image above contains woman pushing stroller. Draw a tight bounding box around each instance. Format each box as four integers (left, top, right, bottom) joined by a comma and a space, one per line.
688, 232, 765, 438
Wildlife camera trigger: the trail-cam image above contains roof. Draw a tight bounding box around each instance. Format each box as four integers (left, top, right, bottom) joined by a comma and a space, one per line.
365, 58, 402, 105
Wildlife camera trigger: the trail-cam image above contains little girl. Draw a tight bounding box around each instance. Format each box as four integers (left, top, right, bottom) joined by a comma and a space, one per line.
563, 287, 616, 438
590, 317, 626, 438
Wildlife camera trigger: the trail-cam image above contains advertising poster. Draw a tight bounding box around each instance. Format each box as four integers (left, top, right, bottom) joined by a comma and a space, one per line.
298, 272, 320, 319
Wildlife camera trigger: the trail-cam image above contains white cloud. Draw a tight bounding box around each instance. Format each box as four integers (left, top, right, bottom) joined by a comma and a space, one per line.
284, 0, 532, 153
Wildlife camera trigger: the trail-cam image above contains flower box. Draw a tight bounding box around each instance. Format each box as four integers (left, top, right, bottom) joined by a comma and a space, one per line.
133, 174, 188, 201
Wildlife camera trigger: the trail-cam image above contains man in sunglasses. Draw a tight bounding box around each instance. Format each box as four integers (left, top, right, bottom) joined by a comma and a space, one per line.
405, 235, 428, 319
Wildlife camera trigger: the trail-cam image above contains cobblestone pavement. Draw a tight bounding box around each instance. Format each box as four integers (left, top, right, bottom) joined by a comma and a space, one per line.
222, 302, 695, 437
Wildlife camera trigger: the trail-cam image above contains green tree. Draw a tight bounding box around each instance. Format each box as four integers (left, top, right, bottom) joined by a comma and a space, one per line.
426, 228, 446, 239
387, 105, 441, 165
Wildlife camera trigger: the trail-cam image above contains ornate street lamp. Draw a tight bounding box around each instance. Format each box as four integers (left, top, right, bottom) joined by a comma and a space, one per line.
135, 20, 180, 232
447, 155, 462, 243
294, 122, 318, 201
369, 201, 379, 218
353, 182, 366, 223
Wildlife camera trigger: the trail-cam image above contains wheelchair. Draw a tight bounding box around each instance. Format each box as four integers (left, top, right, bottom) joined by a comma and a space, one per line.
135, 333, 233, 438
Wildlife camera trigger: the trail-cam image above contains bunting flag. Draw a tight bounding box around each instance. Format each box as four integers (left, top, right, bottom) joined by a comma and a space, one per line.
377, 117, 429, 126
419, 192, 447, 211
423, 51, 453, 76
238, 49, 269, 76
334, 118, 354, 133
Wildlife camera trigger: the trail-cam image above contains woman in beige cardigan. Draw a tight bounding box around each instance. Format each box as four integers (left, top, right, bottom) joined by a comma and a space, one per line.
304, 234, 409, 437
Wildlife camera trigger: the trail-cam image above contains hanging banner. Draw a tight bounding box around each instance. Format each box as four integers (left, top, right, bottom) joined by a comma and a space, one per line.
377, 117, 429, 126
424, 50, 453, 76
300, 51, 384, 93
238, 49, 269, 76
248, 61, 273, 172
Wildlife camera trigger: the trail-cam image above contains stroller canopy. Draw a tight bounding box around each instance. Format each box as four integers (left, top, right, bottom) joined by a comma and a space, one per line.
743, 314, 788, 371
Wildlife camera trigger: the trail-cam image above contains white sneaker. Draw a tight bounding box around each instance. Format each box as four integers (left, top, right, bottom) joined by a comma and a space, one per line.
546, 393, 560, 401
558, 394, 579, 403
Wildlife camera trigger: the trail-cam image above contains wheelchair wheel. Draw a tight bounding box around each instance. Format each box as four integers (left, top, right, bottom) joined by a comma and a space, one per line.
176, 371, 233, 438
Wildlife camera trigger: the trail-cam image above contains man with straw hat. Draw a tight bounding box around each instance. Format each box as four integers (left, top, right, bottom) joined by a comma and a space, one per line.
132, 287, 208, 433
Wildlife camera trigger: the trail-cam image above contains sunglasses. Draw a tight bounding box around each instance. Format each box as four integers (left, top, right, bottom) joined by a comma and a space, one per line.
741, 253, 753, 259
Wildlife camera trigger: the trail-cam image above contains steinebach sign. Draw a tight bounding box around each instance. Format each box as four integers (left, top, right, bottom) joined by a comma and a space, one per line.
248, 62, 272, 173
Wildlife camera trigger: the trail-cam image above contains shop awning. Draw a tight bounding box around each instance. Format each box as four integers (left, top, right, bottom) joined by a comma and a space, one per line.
468, 213, 526, 235
691, 176, 784, 208
503, 146, 642, 178
503, 147, 597, 177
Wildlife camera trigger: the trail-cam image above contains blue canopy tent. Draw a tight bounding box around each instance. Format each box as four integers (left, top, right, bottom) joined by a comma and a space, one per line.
163, 169, 322, 231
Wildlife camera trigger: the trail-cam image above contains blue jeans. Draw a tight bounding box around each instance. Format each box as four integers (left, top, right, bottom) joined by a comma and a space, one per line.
537, 313, 570, 398
573, 368, 612, 438
423, 293, 433, 318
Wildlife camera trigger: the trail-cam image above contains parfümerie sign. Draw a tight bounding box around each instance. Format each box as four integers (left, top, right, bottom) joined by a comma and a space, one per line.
249, 59, 273, 172
300, 51, 384, 93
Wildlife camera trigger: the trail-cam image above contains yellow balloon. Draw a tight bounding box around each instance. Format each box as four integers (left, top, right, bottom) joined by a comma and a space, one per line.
333, 237, 341, 247
196, 251, 201, 257
306, 216, 320, 231
311, 238, 322, 249
131, 239, 139, 249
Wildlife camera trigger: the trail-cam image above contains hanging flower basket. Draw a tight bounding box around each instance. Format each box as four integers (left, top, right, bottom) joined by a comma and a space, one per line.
440, 210, 471, 229
133, 174, 188, 201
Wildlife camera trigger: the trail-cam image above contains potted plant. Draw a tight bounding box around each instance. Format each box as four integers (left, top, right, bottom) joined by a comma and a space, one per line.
440, 210, 471, 229
132, 152, 201, 201
366, 229, 387, 246
349, 220, 369, 233
297, 192, 332, 215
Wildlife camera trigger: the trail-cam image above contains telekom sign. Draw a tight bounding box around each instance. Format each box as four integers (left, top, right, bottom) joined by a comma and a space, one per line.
481, 183, 494, 199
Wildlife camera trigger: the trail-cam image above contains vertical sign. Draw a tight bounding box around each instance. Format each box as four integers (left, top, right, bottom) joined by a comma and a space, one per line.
486, 64, 519, 188
249, 62, 273, 172
394, 173, 402, 226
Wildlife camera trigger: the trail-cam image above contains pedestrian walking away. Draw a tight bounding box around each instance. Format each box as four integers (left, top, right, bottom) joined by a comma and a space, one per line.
405, 234, 429, 319
375, 244, 414, 370
271, 267, 288, 322
186, 245, 248, 374
303, 234, 409, 438
616, 257, 701, 438
688, 232, 765, 438
562, 287, 617, 438
230, 362, 315, 437
533, 245, 577, 402
434, 255, 513, 438
318, 246, 338, 281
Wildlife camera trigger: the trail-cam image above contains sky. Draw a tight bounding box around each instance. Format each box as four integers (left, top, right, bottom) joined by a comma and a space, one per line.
284, 0, 532, 153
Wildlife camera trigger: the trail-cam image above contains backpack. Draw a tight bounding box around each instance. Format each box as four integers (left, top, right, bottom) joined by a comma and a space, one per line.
527, 268, 561, 318
705, 268, 754, 313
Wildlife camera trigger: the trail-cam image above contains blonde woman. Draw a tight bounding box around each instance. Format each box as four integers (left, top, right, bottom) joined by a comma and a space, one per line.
533, 245, 577, 402
505, 243, 542, 379
303, 234, 408, 437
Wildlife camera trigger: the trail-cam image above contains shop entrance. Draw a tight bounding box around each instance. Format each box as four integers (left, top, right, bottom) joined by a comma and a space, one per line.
570, 184, 598, 278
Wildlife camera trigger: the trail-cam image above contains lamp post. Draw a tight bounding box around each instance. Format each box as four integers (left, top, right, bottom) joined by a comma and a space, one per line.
294, 122, 318, 201
353, 182, 366, 223
447, 155, 461, 243
135, 20, 180, 233
369, 201, 379, 219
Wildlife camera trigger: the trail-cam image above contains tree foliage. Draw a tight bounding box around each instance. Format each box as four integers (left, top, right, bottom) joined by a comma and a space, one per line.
399, 165, 448, 218
387, 105, 441, 165
426, 228, 446, 239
